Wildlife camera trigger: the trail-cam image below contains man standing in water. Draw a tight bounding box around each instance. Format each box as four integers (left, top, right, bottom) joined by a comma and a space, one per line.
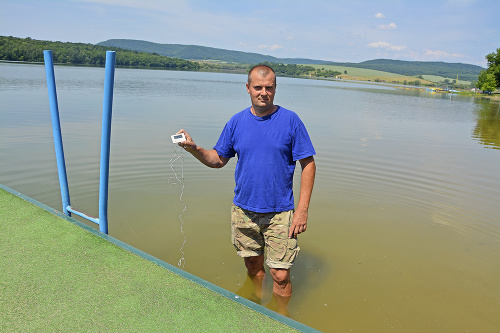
177, 64, 316, 315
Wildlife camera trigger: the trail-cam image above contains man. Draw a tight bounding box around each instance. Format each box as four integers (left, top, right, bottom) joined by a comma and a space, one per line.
177, 64, 316, 314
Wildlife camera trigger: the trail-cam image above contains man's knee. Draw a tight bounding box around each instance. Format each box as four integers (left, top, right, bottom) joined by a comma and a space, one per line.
270, 268, 292, 297
270, 268, 290, 285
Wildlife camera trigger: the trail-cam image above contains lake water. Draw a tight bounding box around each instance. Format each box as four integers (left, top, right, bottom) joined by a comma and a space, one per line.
1, 62, 499, 332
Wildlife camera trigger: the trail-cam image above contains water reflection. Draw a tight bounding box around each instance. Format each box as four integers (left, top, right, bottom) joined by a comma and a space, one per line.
473, 99, 500, 149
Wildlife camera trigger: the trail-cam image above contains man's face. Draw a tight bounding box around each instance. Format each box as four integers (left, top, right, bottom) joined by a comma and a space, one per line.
246, 73, 276, 113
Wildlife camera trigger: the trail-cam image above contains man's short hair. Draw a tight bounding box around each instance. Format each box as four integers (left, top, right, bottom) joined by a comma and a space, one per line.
248, 64, 276, 85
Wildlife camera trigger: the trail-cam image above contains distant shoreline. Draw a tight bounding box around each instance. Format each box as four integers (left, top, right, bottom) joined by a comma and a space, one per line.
2, 60, 497, 100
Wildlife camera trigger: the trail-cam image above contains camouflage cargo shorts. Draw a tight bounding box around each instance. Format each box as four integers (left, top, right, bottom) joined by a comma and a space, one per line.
231, 204, 300, 269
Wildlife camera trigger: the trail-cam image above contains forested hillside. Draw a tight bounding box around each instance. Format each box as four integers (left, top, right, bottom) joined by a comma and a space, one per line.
329, 59, 483, 82
97, 39, 327, 64
0, 36, 200, 70
98, 39, 483, 81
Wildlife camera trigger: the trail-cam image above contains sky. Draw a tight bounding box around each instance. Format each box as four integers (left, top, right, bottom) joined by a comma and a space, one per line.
0, 0, 498, 67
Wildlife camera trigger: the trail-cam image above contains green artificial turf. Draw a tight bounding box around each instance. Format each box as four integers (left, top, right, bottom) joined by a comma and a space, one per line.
0, 188, 300, 332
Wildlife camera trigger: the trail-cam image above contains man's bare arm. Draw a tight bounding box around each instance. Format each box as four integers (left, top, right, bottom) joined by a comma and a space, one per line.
177, 129, 229, 168
289, 156, 316, 238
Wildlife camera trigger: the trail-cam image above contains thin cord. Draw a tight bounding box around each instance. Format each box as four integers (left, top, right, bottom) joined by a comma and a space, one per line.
168, 145, 187, 269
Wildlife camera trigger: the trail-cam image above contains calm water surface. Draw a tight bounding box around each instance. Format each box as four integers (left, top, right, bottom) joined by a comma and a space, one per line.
1, 63, 500, 332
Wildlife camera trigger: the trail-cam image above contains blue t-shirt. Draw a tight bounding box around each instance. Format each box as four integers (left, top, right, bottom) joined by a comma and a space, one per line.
214, 106, 315, 213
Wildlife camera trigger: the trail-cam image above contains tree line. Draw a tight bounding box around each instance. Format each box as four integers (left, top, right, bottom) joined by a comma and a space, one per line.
476, 48, 500, 93
255, 62, 314, 77
253, 62, 340, 78
0, 36, 200, 70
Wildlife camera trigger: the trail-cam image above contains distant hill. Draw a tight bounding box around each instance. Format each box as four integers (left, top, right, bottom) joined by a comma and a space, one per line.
326, 59, 483, 82
98, 39, 483, 82
97, 39, 328, 65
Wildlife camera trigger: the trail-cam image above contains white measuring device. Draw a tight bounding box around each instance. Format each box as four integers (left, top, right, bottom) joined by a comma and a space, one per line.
171, 133, 186, 143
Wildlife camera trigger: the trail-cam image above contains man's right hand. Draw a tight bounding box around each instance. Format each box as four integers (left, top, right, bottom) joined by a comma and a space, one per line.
175, 129, 230, 169
176, 129, 197, 153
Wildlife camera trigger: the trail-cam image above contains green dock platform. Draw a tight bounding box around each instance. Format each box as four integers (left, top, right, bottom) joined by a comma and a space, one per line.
0, 185, 317, 332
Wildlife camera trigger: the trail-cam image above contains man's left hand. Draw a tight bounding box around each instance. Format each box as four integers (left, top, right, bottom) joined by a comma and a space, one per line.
289, 209, 308, 238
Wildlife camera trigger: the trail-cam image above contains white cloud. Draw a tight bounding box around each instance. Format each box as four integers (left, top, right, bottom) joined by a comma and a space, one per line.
424, 49, 465, 58
374, 13, 385, 18
367, 41, 407, 51
376, 22, 397, 30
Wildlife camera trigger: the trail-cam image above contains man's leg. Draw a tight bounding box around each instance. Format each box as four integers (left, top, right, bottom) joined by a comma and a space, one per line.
263, 209, 297, 316
244, 255, 265, 301
270, 268, 292, 316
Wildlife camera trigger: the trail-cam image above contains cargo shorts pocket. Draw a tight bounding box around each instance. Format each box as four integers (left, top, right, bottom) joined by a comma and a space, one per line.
231, 205, 264, 256
266, 237, 300, 269
282, 237, 300, 263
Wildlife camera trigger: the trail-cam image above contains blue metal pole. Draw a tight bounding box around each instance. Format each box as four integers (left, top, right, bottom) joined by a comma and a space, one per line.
44, 50, 71, 216
98, 51, 116, 234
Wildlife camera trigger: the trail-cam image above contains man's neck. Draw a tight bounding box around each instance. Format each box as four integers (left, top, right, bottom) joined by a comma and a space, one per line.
251, 105, 277, 117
